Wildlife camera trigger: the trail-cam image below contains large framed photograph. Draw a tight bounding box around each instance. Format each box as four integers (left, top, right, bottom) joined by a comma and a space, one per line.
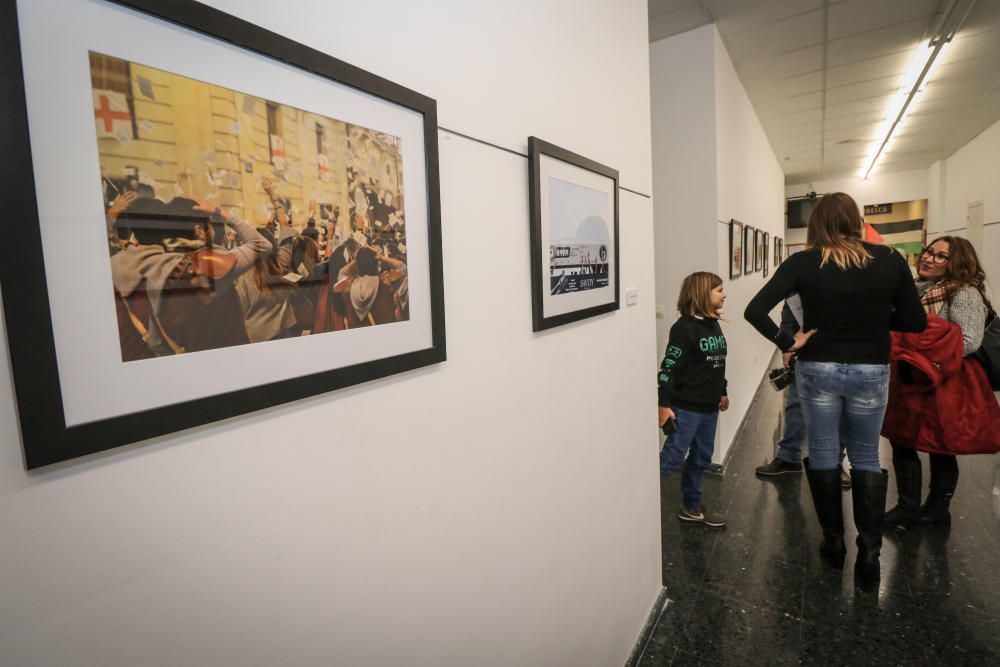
528, 137, 619, 332
729, 220, 743, 279
743, 224, 755, 274
1, 0, 445, 468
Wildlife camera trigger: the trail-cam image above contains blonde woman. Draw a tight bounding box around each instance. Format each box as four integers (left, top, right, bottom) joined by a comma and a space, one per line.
744, 192, 926, 590
658, 272, 730, 528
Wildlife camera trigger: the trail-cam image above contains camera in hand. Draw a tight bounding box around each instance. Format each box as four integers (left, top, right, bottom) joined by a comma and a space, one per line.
769, 362, 795, 391
661, 418, 677, 436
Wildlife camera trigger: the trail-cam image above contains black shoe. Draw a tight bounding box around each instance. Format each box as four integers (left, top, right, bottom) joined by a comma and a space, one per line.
919, 494, 954, 525
756, 457, 803, 477
885, 456, 922, 528
804, 458, 847, 569
851, 468, 888, 591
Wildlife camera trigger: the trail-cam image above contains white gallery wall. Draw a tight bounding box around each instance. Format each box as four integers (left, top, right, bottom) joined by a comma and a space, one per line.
0, 2, 663, 666
650, 24, 785, 464
711, 29, 786, 461
786, 117, 1000, 299
928, 118, 1000, 297
650, 26, 718, 361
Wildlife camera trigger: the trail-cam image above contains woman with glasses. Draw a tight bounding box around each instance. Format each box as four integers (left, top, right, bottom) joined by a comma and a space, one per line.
882, 237, 1000, 528
744, 192, 926, 590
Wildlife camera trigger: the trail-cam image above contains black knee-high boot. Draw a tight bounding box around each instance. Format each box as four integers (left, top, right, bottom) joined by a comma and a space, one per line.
885, 444, 922, 527
851, 468, 888, 590
921, 454, 958, 525
804, 457, 846, 568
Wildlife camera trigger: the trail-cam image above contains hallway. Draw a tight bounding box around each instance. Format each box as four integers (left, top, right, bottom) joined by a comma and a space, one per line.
639, 365, 1000, 665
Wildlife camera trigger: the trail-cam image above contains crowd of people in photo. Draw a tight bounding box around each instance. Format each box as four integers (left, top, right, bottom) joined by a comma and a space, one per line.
106, 174, 409, 362
657, 191, 999, 592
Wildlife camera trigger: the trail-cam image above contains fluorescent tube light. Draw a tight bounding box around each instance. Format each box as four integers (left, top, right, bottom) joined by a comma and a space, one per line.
860, 0, 973, 180
860, 41, 948, 180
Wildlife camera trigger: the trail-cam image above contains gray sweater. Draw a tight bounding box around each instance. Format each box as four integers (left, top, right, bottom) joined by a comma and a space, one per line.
918, 281, 988, 356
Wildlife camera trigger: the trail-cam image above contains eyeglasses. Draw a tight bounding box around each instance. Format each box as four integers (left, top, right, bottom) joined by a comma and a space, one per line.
920, 247, 950, 264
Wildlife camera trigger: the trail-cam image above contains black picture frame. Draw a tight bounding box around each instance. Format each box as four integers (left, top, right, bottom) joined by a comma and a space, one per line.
528, 137, 620, 332
743, 224, 754, 274
762, 232, 770, 277
0, 0, 446, 469
754, 230, 764, 272
729, 219, 743, 279
774, 238, 783, 266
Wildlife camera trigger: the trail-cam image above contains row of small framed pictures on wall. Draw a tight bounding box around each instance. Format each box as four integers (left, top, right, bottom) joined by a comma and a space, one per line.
0, 0, 621, 468
728, 219, 783, 280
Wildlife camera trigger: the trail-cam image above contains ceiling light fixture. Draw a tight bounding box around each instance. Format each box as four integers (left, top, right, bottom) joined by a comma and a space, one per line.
860, 0, 976, 180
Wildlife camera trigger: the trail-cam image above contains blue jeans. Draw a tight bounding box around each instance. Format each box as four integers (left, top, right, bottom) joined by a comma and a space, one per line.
795, 362, 890, 473
776, 381, 806, 464
776, 380, 846, 466
660, 407, 719, 508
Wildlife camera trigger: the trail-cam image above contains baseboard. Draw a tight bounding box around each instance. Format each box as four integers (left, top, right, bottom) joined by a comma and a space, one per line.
623, 587, 668, 667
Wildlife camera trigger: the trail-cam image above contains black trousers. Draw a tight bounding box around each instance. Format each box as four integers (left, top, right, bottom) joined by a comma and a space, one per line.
890, 442, 958, 477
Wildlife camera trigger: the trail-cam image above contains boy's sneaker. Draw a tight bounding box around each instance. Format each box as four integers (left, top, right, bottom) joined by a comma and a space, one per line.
755, 457, 802, 477
678, 505, 726, 527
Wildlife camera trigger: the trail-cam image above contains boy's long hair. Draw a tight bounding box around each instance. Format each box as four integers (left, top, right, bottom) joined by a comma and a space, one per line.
678, 272, 723, 319
806, 192, 872, 270
934, 236, 994, 312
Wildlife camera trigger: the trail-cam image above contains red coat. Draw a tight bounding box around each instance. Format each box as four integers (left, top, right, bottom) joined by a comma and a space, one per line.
881, 314, 1000, 455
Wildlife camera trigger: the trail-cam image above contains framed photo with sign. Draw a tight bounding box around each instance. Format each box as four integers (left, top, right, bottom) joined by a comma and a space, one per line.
0, 0, 446, 468
729, 219, 743, 279
528, 137, 619, 332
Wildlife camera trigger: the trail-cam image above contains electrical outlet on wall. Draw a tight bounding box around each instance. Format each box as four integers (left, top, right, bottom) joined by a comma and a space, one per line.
625, 287, 638, 306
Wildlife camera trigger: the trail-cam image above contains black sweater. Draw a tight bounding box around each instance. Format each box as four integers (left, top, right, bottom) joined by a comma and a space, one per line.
658, 316, 727, 412
744, 243, 926, 363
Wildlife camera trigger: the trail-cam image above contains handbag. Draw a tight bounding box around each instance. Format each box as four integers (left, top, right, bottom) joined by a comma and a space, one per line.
973, 309, 1000, 390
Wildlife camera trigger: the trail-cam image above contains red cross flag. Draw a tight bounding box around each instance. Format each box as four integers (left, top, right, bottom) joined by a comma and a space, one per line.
93, 89, 133, 139
270, 133, 286, 170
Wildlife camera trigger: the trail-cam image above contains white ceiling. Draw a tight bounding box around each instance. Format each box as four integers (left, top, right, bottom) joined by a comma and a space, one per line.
648, 0, 1000, 184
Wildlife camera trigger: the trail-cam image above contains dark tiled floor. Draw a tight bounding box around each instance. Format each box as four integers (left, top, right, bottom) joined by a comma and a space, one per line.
638, 369, 1000, 666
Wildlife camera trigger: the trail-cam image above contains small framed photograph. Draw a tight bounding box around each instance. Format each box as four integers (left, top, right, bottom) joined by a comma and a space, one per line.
755, 229, 764, 272
528, 137, 619, 332
729, 220, 743, 279
743, 224, 754, 274
774, 238, 783, 266
762, 232, 770, 277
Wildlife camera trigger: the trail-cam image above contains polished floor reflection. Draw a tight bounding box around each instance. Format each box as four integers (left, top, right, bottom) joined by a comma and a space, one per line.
639, 372, 1000, 666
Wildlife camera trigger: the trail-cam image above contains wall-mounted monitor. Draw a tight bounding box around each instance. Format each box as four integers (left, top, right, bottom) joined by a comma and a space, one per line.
786, 195, 819, 229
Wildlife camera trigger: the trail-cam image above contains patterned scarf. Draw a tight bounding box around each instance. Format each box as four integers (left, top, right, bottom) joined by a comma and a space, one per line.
919, 279, 952, 315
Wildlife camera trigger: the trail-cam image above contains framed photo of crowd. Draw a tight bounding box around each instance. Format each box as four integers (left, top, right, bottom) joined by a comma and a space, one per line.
528, 137, 619, 332
729, 219, 743, 279
0, 0, 446, 468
